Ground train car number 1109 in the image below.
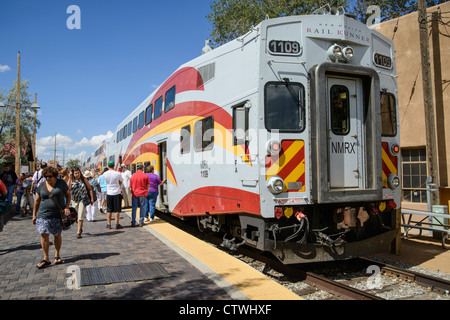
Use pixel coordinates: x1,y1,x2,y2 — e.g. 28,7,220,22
269,40,301,55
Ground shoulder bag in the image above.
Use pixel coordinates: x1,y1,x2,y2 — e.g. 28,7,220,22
42,182,77,231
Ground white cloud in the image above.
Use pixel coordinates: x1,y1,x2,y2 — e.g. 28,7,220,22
36,131,114,163
0,65,11,73
37,133,73,149
73,131,114,149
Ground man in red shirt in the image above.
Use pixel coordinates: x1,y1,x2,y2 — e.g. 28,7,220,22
130,163,150,227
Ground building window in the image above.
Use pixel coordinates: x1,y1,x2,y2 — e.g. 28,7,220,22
402,148,427,203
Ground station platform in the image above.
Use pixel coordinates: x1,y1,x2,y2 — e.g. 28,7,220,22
0,208,301,301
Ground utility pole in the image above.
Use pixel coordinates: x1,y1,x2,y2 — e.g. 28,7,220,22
15,52,21,177
417,0,439,205
431,11,447,187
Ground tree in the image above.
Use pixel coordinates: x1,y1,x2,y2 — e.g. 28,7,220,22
66,159,81,168
206,0,447,46
207,0,347,47
0,80,41,167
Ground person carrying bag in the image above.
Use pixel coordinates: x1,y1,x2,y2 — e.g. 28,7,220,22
32,166,72,269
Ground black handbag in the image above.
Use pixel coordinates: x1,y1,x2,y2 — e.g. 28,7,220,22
0,200,11,216
42,182,77,230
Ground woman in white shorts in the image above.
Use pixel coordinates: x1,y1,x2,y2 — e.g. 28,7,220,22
68,167,94,239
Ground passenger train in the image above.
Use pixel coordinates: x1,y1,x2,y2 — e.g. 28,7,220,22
85,8,401,263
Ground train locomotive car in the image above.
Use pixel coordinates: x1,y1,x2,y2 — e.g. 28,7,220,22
86,8,401,264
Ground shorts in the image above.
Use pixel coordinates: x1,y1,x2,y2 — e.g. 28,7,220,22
36,218,63,236
21,194,34,209
107,194,122,213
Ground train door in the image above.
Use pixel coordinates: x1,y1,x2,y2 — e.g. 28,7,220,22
327,77,364,189
158,140,168,208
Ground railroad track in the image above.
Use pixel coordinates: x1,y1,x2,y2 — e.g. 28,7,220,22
155,211,450,300
360,257,450,295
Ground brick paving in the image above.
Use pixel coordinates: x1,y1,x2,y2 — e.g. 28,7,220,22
0,210,232,300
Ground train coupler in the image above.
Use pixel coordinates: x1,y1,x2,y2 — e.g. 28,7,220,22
220,234,245,251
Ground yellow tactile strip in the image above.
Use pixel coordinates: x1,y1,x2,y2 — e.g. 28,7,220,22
145,219,302,300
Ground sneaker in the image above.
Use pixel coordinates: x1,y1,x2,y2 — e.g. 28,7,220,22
131,222,136,227
139,222,145,227
115,224,123,230
106,224,112,229
144,218,150,223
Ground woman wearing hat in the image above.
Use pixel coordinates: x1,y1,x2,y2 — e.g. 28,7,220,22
68,167,94,238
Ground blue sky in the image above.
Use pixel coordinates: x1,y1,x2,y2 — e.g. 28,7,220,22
0,0,213,164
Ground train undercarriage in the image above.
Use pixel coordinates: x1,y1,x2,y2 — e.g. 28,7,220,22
196,203,400,264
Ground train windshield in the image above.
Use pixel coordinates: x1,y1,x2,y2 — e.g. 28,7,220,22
264,82,305,132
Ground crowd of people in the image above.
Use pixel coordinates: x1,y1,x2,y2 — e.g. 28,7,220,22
0,161,166,269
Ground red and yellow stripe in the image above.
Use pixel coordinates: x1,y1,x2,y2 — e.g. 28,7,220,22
382,142,398,188
266,140,305,192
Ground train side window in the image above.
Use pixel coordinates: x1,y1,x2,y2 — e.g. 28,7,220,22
165,85,176,113
330,85,350,135
233,102,249,145
381,91,397,137
144,161,150,173
138,111,145,129
180,124,191,154
117,131,120,143
128,121,132,136
145,104,153,125
123,125,127,139
133,117,138,133
154,96,163,119
265,82,305,132
194,116,214,152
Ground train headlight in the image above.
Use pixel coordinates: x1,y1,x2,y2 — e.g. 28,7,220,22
343,47,354,61
266,139,281,156
387,174,400,190
328,44,343,61
267,175,286,194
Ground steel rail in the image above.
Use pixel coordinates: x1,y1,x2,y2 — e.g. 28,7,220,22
360,258,450,294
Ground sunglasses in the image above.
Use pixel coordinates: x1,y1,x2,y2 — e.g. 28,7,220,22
44,175,54,179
